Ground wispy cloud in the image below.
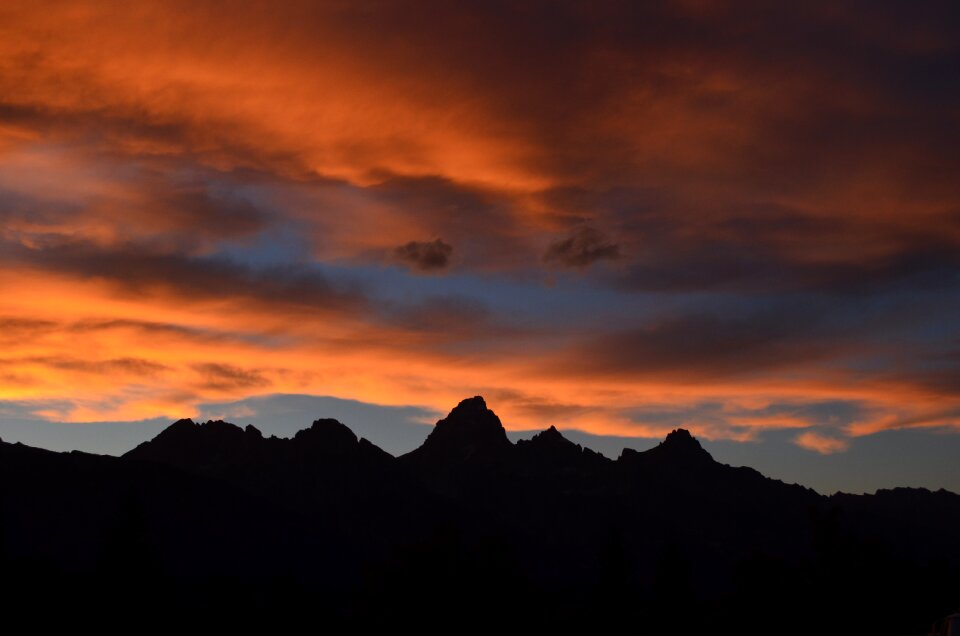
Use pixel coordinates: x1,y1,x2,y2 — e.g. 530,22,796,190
794,431,851,455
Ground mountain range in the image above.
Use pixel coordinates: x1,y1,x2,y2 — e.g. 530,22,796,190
1,396,957,633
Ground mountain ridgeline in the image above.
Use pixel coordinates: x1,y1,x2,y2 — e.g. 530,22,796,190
1,396,958,633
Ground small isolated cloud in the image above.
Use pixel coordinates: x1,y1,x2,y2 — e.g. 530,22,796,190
543,227,620,269
793,430,850,454
392,238,453,272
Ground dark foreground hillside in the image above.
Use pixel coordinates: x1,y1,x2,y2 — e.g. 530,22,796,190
1,397,958,633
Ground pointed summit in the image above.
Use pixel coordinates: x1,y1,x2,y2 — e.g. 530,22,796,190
660,428,705,453
516,425,611,473
618,428,714,467
521,425,578,451
517,424,586,466
533,426,573,444
448,395,492,418
402,396,511,464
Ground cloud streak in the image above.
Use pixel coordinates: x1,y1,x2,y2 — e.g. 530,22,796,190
543,227,621,269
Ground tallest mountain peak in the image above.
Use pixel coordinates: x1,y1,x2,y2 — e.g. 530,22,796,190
450,395,488,414
402,395,511,464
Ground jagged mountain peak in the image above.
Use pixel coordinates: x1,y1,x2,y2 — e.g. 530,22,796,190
660,428,704,452
644,427,709,458
618,428,714,466
160,418,266,439
292,418,359,453
514,424,608,471
525,425,577,448
154,418,246,442
125,414,372,467
448,395,490,416
403,395,511,463
124,417,248,466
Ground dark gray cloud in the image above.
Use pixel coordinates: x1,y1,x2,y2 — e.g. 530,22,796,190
140,175,269,240
5,238,367,315
614,238,960,295
558,308,849,381
543,226,621,269
374,294,528,351
392,238,453,272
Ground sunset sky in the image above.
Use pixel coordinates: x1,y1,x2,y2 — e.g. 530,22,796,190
1,1,958,493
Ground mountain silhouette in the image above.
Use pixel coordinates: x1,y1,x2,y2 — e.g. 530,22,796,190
402,395,512,464
2,396,958,633
516,425,607,473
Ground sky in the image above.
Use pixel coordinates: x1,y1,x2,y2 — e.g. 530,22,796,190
0,1,958,494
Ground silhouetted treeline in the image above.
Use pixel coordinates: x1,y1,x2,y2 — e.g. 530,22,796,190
1,397,957,633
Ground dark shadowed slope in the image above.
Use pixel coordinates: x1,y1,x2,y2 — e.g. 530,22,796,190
2,396,958,633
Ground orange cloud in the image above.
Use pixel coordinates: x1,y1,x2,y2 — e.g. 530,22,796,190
793,431,850,455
